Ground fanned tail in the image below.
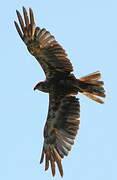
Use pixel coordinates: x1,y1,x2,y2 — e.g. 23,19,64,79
78,71,106,104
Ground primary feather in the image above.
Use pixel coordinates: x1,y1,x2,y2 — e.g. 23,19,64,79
14,7,73,79
40,95,80,176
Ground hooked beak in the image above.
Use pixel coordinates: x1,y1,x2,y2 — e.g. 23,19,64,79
33,86,37,91
33,82,39,91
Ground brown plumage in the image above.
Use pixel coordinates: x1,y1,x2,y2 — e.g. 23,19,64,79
14,7,106,177
40,94,80,176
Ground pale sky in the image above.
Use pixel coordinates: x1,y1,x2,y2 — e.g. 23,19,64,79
0,0,116,180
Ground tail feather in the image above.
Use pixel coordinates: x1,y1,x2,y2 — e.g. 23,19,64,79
79,71,101,81
78,71,106,104
82,92,104,104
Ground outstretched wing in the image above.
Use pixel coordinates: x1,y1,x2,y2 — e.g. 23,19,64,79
14,7,73,79
40,94,80,177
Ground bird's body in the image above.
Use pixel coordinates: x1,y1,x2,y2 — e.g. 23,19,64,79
34,73,79,95
14,7,106,177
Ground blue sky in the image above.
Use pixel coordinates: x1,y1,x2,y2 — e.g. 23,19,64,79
0,0,116,179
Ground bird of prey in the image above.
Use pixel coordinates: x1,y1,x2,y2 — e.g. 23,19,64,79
14,7,106,177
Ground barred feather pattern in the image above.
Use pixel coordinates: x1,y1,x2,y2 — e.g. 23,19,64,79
40,95,80,177
14,7,73,79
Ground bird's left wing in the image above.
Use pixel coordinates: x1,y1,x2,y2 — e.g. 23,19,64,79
14,7,73,79
40,94,80,177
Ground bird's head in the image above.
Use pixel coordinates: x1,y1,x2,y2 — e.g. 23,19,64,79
34,81,49,93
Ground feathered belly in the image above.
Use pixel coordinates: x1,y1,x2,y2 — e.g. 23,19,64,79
50,79,78,95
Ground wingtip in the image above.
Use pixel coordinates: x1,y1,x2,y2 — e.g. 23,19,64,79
29,7,35,24
16,9,20,15
22,6,25,10
29,7,33,17
16,10,18,17
29,7,33,13
40,148,45,164
22,6,26,14
14,20,18,26
22,6,28,14
14,20,16,25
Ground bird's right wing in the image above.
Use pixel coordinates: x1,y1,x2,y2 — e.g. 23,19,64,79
14,7,73,79
40,94,80,177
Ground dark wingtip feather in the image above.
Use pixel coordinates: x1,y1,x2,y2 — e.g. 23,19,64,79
56,160,63,177
45,154,49,171
52,148,63,177
40,148,44,164
16,10,25,33
22,6,29,28
14,21,23,40
29,7,35,25
50,157,55,176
